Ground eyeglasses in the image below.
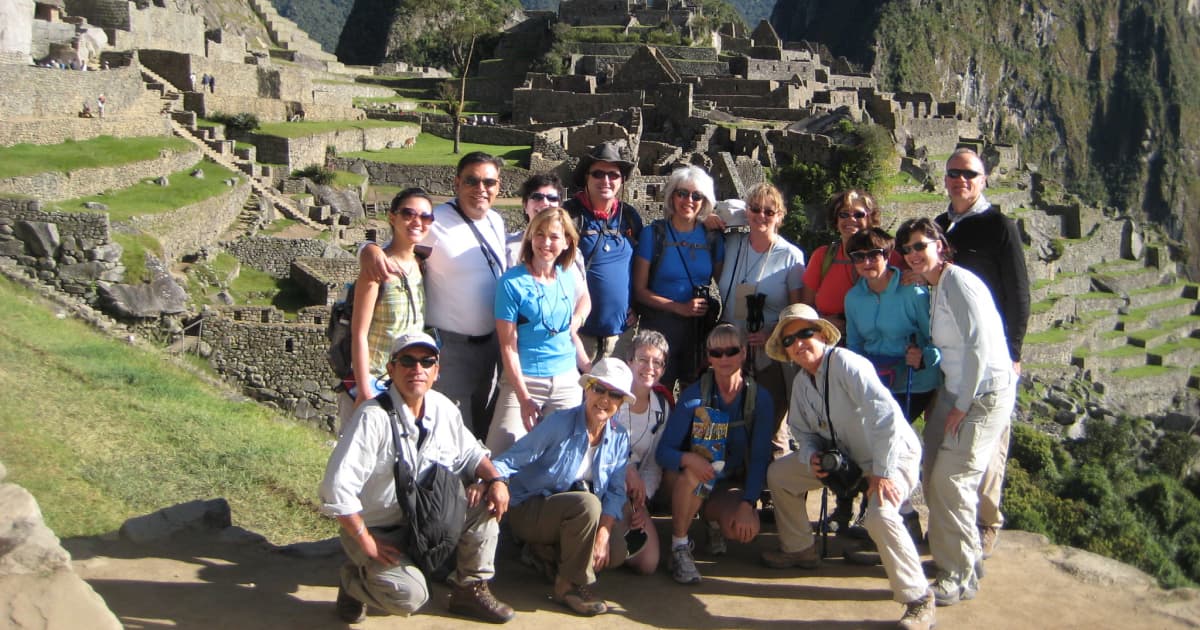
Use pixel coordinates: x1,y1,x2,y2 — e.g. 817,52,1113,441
463,175,499,188
528,192,560,203
945,168,981,180
899,240,936,255
781,327,818,348
748,205,779,217
391,355,439,369
849,248,887,263
589,381,626,401
389,206,435,224
590,170,622,181
707,346,742,358
673,189,705,202
632,355,665,370
837,210,869,220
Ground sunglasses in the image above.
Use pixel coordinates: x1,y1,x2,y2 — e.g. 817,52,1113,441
748,205,779,217
781,327,819,348
945,168,981,180
392,355,438,369
389,206,435,224
899,240,936,255
463,175,499,188
590,381,626,401
707,346,742,359
528,192,560,203
590,170,622,181
837,210,869,220
849,248,888,263
673,189,705,202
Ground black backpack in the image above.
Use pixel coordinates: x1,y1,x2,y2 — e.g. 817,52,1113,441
378,392,466,580
325,283,358,383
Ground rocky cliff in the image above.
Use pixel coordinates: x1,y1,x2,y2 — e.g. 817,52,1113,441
772,0,1200,278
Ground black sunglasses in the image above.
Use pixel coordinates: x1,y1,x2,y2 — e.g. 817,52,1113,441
590,381,626,401
781,327,819,348
528,192,560,203
673,189,705,202
945,168,981,180
463,175,499,188
389,207,435,224
392,355,438,369
748,205,779,217
837,210,868,220
707,346,742,358
849,248,887,263
590,170,622,180
899,240,936,255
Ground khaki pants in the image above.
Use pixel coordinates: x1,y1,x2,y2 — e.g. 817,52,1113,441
485,370,582,455
506,491,628,587
977,422,1010,529
768,448,928,603
580,327,638,363
337,502,499,616
923,384,1016,585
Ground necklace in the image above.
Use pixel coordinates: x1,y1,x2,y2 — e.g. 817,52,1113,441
536,270,570,336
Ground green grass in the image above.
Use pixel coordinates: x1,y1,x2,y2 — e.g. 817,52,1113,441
0,276,335,543
343,132,530,167
1148,337,1200,356
1122,298,1196,322
1110,365,1179,378
0,136,194,179
254,119,417,139
1096,344,1145,358
1024,328,1074,344
333,170,366,188
1127,315,1200,343
112,230,164,285
1030,294,1063,315
228,266,310,315
261,218,302,235
49,160,239,223
1076,291,1121,301
883,189,944,203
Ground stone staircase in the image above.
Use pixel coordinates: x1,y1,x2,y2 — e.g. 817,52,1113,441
245,0,352,73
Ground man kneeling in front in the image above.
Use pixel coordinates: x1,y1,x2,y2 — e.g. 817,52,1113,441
319,332,515,623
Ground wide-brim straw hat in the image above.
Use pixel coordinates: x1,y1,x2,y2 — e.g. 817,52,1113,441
765,303,841,362
573,141,635,189
578,357,636,405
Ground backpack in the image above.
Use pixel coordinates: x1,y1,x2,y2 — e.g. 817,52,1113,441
325,282,359,384
378,392,466,581
818,239,841,280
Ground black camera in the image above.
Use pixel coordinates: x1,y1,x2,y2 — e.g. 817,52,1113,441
693,283,715,302
693,284,722,321
569,479,594,494
745,292,766,332
818,449,865,497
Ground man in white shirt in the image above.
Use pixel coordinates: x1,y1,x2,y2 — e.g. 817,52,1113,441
319,332,514,623
363,152,507,437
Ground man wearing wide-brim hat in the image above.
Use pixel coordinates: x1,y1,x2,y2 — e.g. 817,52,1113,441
562,141,646,364
761,304,934,630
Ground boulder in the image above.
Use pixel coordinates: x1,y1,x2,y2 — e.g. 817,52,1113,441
82,201,108,211
306,183,364,220
13,221,60,259
96,275,189,318
118,498,233,544
153,176,170,187
191,169,205,179
0,484,69,575
57,261,110,283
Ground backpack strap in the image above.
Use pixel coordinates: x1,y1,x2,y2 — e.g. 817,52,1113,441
819,239,841,280
646,219,668,284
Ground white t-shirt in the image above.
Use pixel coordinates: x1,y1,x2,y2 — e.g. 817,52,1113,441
424,201,507,336
618,393,668,498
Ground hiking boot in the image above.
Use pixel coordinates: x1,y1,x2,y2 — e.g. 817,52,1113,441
669,541,702,584
979,526,1000,559
761,544,821,570
554,584,608,616
898,590,936,630
705,521,727,556
335,585,366,624
932,574,977,607
448,581,514,623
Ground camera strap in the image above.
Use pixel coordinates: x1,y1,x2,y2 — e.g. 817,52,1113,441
448,199,504,279
822,348,841,452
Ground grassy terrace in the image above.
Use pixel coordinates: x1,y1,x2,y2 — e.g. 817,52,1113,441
344,132,530,167
0,276,334,543
47,160,238,223
0,136,194,180
254,119,418,138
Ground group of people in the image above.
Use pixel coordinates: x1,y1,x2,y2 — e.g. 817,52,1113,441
318,143,1029,629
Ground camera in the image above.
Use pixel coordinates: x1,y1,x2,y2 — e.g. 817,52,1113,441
818,449,865,497
745,292,766,332
693,283,715,302
569,479,594,494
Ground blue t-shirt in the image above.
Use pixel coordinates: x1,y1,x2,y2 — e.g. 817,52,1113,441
494,264,577,377
566,198,644,338
636,220,725,302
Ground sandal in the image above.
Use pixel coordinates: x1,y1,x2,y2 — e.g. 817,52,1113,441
553,584,607,616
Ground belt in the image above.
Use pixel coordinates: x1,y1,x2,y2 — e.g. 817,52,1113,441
435,328,495,345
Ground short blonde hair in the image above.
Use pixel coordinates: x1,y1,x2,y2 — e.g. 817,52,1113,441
706,322,745,349
520,207,579,269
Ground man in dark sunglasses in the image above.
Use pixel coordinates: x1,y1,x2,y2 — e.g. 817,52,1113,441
935,147,1030,561
320,332,517,624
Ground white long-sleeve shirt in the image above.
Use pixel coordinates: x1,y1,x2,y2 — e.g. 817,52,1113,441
930,264,1015,412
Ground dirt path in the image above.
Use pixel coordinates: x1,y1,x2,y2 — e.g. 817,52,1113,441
66,521,1199,629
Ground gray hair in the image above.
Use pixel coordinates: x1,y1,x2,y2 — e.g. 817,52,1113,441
627,329,670,361
947,147,986,174
662,165,716,223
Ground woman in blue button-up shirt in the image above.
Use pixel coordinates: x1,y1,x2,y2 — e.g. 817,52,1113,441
492,358,633,617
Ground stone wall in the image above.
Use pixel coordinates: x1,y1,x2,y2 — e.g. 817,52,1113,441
124,178,251,262
422,123,536,147
327,158,533,197
291,256,358,306
31,19,75,60
569,42,718,62
246,124,418,171
0,148,201,201
734,57,818,81
903,117,961,156
225,236,346,278
0,114,172,148
0,197,123,304
512,88,645,124
0,0,33,63
205,29,248,64
64,0,204,55
203,310,335,427
0,63,146,120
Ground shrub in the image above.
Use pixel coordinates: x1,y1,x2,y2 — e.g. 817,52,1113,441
210,112,260,135
292,164,336,186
